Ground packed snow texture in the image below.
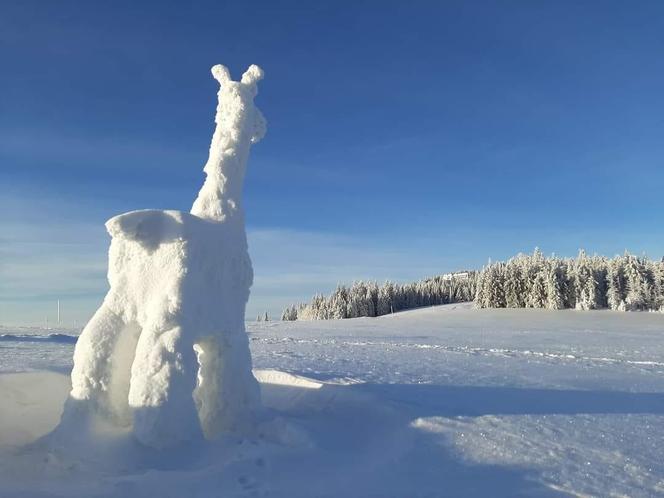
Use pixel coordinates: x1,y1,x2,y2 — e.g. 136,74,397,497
1,305,663,497
61,64,266,448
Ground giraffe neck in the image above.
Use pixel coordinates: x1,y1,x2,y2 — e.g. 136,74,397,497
191,91,253,223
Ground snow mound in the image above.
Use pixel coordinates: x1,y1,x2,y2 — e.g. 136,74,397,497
0,371,70,448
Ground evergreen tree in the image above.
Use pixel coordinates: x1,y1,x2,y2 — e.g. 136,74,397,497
474,263,490,308
281,305,298,321
328,285,349,319
573,250,600,310
527,269,547,308
366,282,380,317
623,254,654,311
607,255,627,311
504,256,527,308
545,259,565,310
652,259,664,311
377,282,394,315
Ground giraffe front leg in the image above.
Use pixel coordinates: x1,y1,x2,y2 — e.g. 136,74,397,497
128,319,202,448
66,303,130,423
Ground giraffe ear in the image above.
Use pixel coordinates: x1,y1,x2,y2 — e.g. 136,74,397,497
251,108,267,144
211,64,231,85
241,64,264,86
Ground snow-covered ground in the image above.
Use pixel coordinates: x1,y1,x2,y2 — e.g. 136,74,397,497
1,303,664,497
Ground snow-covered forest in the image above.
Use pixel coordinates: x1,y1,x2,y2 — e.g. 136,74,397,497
281,273,477,320
285,250,664,320
476,249,664,312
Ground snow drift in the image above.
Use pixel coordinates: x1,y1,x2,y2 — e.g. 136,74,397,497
60,64,266,448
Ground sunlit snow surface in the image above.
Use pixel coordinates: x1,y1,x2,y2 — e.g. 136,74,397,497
0,327,78,374
1,303,664,497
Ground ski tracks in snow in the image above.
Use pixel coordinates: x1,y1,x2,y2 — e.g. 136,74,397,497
252,335,664,374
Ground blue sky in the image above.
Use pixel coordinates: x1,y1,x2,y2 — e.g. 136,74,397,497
1,1,663,326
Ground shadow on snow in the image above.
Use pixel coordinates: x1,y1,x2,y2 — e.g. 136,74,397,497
260,378,663,497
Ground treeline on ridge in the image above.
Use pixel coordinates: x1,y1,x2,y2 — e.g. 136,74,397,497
281,273,476,321
282,249,664,321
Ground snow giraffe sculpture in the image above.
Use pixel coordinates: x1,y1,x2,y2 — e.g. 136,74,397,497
61,64,265,448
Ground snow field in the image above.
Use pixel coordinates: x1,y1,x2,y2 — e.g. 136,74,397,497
1,304,663,497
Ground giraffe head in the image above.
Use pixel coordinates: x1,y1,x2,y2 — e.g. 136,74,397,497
210,64,266,144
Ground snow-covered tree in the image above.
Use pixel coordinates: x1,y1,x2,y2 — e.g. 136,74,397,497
327,285,349,319
545,259,565,310
377,282,395,315
281,305,298,321
504,255,527,308
623,254,654,311
606,255,627,311
527,269,547,309
366,282,380,317
651,259,664,311
572,250,600,310
474,263,491,308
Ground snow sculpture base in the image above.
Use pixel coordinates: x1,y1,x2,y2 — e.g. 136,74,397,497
61,64,265,449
